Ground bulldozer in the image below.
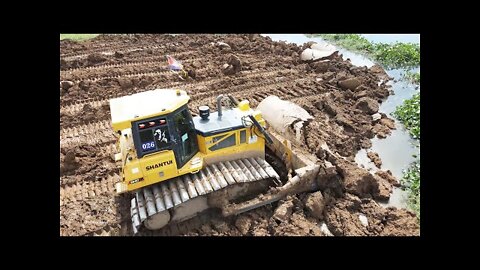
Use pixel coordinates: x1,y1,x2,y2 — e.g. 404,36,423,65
110,89,332,234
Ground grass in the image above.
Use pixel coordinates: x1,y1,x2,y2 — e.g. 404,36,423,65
60,34,99,41
307,34,420,69
311,34,374,53
392,93,420,139
393,93,420,220
403,70,420,84
401,161,420,220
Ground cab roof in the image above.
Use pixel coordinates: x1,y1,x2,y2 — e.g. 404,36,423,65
110,89,189,131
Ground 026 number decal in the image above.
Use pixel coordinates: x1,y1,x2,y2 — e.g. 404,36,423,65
142,141,155,151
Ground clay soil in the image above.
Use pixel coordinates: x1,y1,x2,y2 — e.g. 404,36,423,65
60,34,419,236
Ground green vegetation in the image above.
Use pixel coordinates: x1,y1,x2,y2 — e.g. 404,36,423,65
60,34,99,41
307,34,420,69
393,93,420,139
393,93,420,220
403,70,420,84
401,161,420,219
312,34,373,53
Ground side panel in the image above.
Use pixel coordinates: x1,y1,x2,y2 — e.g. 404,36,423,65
199,127,265,165
140,151,178,184
124,150,178,191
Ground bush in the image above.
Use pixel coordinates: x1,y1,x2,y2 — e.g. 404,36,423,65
401,161,420,220
404,70,420,84
393,93,420,139
310,34,420,69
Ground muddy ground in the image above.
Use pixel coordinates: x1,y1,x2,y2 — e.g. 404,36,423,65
60,34,419,236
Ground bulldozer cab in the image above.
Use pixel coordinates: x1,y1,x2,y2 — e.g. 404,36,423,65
131,105,199,169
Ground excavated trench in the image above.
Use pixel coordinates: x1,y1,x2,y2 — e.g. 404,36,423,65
59,34,419,236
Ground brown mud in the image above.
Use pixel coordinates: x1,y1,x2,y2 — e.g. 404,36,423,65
60,34,419,236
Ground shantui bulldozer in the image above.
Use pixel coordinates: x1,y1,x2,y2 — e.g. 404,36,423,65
110,89,336,234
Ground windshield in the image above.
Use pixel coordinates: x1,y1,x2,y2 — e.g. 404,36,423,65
173,108,199,168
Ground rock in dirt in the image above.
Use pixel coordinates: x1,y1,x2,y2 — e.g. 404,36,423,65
192,60,202,69
61,150,80,174
380,208,420,236
373,175,392,201
315,97,338,116
369,64,390,80
87,53,107,64
380,117,396,129
355,97,379,114
235,216,252,235
60,80,74,90
324,194,419,236
331,157,392,200
216,42,231,49
228,55,241,70
272,198,294,223
300,44,337,61
311,60,330,73
114,51,124,58
304,191,325,220
358,214,369,227
375,170,400,187
320,222,334,236
222,55,242,75
372,123,390,138
367,151,382,168
372,113,382,122
338,77,361,90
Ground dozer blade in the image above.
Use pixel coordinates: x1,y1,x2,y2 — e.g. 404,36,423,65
129,157,280,234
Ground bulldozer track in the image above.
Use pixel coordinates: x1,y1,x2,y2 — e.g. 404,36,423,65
138,213,213,236
60,173,120,206
130,157,280,234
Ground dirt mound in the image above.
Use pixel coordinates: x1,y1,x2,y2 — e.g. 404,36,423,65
304,191,325,219
324,194,419,236
330,156,392,201
60,150,80,174
222,54,242,75
182,195,326,236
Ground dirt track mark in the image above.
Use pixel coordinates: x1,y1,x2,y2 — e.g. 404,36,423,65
60,132,116,149
61,45,166,61
60,68,291,108
60,120,111,140
60,173,119,206
60,99,107,115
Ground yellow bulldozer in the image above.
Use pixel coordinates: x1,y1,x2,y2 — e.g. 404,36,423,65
110,89,329,234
